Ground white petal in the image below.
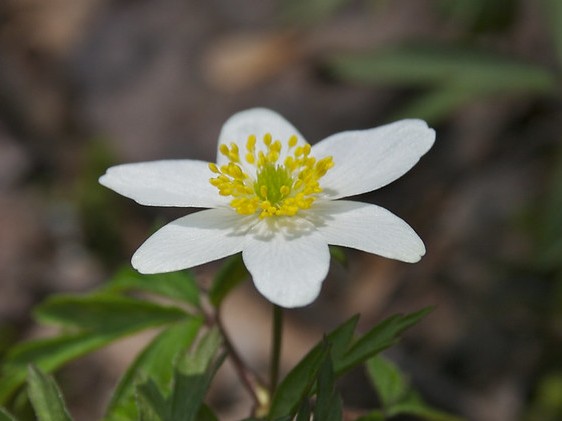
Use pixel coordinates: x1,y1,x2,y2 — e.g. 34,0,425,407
312,119,435,199
311,200,425,263
132,208,248,273
217,108,308,167
99,160,229,208
242,219,330,308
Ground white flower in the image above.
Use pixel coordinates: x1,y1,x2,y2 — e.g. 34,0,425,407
99,108,435,308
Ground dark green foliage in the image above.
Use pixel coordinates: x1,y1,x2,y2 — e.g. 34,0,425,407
329,45,557,123
365,356,460,421
269,309,432,420
101,267,200,308
135,329,224,421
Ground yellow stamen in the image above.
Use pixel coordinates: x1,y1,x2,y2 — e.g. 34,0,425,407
208,133,334,218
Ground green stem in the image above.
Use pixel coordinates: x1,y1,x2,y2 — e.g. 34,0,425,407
215,311,266,409
270,304,283,396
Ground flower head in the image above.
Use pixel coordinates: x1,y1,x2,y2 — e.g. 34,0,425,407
99,108,435,308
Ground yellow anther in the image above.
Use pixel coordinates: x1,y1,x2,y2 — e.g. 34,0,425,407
263,133,272,146
247,135,256,151
271,141,282,153
209,133,333,219
288,135,297,148
219,144,230,157
208,163,220,173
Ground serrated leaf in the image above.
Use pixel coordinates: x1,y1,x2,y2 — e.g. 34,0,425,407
35,294,189,331
268,343,330,419
367,356,461,421
314,354,342,421
366,355,409,408
136,328,225,421
0,300,191,404
168,328,224,421
0,333,114,404
0,406,17,421
209,254,249,307
101,266,200,307
268,314,358,419
335,308,432,375
106,318,203,421
27,365,73,421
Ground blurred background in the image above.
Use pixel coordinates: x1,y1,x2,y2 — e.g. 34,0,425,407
1,0,561,419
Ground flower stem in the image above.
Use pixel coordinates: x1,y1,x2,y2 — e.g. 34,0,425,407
270,304,283,396
215,311,267,410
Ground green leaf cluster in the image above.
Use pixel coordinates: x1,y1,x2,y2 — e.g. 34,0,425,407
267,308,445,420
0,266,214,420
329,44,557,123
0,256,456,420
359,356,460,421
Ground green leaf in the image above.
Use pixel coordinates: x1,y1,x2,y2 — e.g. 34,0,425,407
314,354,342,421
335,307,432,375
136,328,225,421
136,378,169,421
34,294,189,331
268,314,358,419
436,0,518,34
366,355,409,409
0,407,17,421
387,402,461,421
209,254,249,307
391,86,481,123
0,298,191,404
366,356,461,421
168,328,224,421
237,310,428,420
101,266,200,307
177,327,222,375
324,314,360,362
268,343,330,419
197,404,219,421
106,318,203,421
27,365,73,421
0,334,112,404
329,246,348,267
355,412,385,421
295,400,311,421
329,45,556,94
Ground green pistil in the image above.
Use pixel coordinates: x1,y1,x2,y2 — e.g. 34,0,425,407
254,163,293,205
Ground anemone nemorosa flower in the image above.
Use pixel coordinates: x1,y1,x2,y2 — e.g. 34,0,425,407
99,108,435,308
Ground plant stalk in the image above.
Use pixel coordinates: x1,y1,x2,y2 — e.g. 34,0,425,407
270,304,283,396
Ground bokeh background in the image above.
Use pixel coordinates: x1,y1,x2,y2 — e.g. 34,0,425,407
1,0,562,420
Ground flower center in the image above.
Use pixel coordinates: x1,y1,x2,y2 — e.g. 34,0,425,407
209,133,334,218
